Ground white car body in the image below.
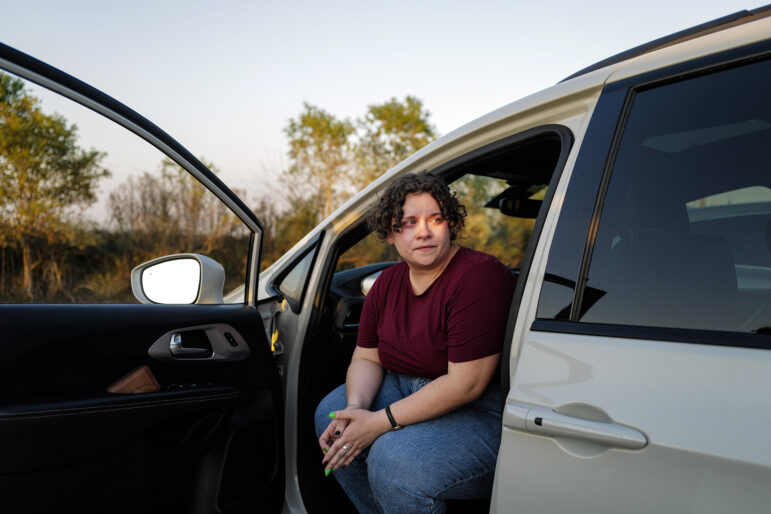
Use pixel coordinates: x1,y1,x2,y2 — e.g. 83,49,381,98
268,9,771,513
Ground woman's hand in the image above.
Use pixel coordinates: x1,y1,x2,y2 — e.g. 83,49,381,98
321,408,391,473
318,417,350,453
319,346,385,474
318,402,365,458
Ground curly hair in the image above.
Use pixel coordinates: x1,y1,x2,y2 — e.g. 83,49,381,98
368,172,467,241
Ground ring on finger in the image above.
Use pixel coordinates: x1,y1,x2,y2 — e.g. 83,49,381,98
341,444,349,455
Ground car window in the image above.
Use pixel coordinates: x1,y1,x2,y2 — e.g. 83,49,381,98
0,70,250,303
452,174,540,268
334,174,542,276
335,127,567,281
578,56,771,333
534,90,627,321
275,243,319,313
688,186,771,292
336,232,399,272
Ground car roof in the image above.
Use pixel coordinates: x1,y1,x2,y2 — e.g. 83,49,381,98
561,4,771,82
425,7,771,160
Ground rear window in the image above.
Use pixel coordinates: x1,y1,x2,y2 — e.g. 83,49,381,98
578,57,771,334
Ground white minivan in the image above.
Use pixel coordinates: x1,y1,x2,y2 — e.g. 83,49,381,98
1,5,769,513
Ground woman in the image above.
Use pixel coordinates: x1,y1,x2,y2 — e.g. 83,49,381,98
315,172,516,513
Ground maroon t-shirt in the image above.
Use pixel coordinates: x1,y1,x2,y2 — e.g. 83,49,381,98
357,247,516,378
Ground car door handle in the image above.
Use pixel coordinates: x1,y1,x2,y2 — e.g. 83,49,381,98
503,401,647,450
149,325,249,362
169,333,210,357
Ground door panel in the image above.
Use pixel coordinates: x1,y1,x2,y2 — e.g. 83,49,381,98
495,330,771,513
0,304,283,513
495,44,771,513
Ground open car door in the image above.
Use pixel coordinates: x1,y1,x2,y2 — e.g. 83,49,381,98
0,43,284,513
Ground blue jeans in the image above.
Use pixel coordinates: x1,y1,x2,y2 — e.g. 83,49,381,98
314,371,502,513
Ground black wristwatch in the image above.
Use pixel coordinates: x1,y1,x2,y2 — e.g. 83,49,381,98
385,405,403,431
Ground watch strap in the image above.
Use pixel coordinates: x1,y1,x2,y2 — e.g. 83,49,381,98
385,405,403,430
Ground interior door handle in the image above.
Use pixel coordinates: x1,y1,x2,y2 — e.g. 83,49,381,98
503,401,647,450
149,324,249,362
169,333,210,357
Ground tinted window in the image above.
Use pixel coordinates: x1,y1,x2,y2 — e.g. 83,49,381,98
535,90,627,320
579,57,771,333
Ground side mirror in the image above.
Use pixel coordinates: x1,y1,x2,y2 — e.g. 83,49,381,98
131,253,225,304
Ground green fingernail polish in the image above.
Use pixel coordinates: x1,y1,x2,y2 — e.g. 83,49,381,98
328,412,335,418
325,469,331,477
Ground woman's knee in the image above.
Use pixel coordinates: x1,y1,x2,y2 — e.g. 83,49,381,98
367,438,442,511
367,434,423,491
366,425,498,502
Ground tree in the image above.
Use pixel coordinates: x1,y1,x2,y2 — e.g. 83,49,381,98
266,97,436,271
285,103,355,220
253,190,319,269
355,95,436,188
0,72,110,299
110,158,243,253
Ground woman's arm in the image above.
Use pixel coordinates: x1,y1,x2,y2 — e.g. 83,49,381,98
344,346,385,409
387,352,499,426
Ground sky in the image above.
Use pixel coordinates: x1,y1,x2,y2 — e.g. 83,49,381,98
0,0,764,214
